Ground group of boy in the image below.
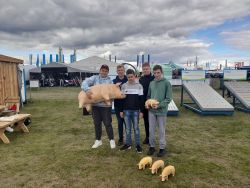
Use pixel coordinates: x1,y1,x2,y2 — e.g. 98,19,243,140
81,63,172,157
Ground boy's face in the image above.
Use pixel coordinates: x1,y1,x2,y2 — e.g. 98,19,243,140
127,73,136,83
117,67,125,77
142,66,151,76
153,69,162,80
100,68,109,78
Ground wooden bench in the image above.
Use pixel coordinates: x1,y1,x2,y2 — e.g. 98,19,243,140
0,121,13,144
0,114,31,144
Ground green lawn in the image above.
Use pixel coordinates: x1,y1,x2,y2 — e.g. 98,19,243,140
0,87,250,188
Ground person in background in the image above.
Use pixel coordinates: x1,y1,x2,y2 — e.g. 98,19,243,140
147,65,172,157
139,63,154,144
113,64,128,146
120,69,144,153
81,64,116,149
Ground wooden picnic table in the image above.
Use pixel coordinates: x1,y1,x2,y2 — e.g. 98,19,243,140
0,114,31,144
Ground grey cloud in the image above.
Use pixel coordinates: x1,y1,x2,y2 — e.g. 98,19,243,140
83,35,212,63
1,0,250,63
221,29,250,51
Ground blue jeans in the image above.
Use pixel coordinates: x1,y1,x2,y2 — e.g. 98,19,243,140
124,110,140,146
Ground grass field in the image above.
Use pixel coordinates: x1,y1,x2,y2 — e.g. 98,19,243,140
0,87,250,188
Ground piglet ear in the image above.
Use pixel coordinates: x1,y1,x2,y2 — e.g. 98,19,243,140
115,82,122,87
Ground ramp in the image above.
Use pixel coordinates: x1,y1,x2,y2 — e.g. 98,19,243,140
167,100,179,116
181,82,234,115
223,82,250,113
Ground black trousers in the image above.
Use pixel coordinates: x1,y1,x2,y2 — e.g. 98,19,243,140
92,106,114,140
114,107,126,141
142,108,149,138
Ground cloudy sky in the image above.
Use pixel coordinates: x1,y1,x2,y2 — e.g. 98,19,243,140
1,0,250,67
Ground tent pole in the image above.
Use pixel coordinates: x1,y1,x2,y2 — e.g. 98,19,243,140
80,72,82,83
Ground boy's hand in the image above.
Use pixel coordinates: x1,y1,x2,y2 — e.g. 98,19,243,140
120,112,124,118
139,112,143,118
86,91,93,99
152,104,158,109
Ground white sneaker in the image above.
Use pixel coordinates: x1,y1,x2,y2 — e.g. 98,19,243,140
92,140,102,148
5,126,14,132
110,139,116,149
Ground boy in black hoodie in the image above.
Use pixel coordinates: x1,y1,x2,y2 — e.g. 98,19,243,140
113,64,128,146
139,63,154,144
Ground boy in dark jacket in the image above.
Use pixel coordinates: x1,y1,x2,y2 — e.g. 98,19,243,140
139,63,154,144
113,64,128,146
120,69,144,153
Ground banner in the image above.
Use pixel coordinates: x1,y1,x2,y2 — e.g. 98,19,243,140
181,70,205,80
223,70,247,80
30,80,40,88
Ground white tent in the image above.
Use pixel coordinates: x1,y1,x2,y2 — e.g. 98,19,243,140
68,56,118,76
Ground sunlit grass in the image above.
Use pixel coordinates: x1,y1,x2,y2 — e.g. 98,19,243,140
0,87,249,188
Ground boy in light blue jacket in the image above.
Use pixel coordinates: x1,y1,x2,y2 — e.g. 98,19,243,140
81,64,116,149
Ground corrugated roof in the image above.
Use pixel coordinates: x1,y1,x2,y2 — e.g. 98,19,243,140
0,54,23,64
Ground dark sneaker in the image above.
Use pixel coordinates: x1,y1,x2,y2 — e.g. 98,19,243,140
147,147,155,155
136,145,143,153
157,149,166,157
142,137,149,145
118,139,123,146
120,144,131,151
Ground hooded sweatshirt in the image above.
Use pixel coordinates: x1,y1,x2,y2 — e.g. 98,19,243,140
147,77,172,115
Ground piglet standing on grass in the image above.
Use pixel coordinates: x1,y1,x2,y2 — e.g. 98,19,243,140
137,156,153,170
150,160,164,174
160,165,175,182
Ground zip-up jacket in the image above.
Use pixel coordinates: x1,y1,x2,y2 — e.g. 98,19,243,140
121,81,144,112
113,75,128,109
139,73,154,102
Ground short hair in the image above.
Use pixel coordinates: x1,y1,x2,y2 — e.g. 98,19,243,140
116,64,125,69
100,64,109,71
142,62,150,68
126,69,135,75
153,65,163,73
